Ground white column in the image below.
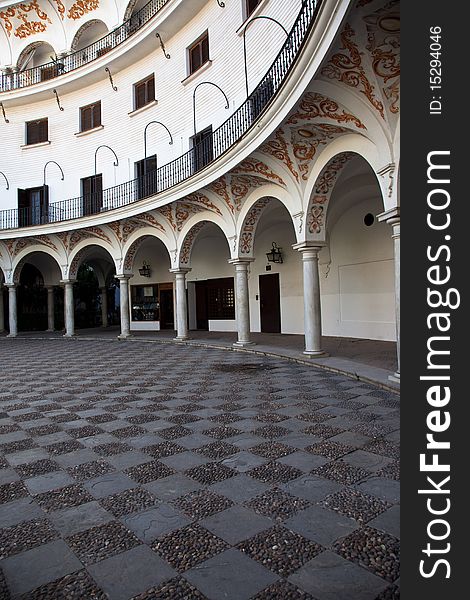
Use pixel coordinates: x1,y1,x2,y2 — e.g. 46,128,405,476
46,286,55,332
117,276,132,339
100,287,108,328
6,284,17,337
62,280,75,337
378,208,400,380
0,285,4,333
169,268,191,341
229,259,255,347
294,244,326,356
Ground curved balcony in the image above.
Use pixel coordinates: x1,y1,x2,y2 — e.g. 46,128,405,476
0,0,322,232
0,0,170,93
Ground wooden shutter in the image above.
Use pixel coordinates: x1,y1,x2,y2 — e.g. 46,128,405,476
80,106,92,132
27,119,48,145
93,102,101,127
18,188,29,227
135,81,146,109
40,185,49,223
201,34,209,64
146,77,155,103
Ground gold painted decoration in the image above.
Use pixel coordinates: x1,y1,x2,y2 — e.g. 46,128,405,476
180,222,207,265
67,0,100,20
321,23,385,119
364,2,400,114
184,193,222,216
291,124,349,181
157,206,176,232
260,130,299,183
175,203,204,232
287,93,366,129
0,1,52,39
231,157,285,186
208,177,235,214
51,0,65,19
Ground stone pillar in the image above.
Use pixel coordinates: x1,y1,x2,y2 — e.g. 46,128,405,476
169,268,191,341
117,276,132,339
46,286,55,332
100,287,108,328
229,259,254,347
378,208,400,381
6,284,18,338
62,280,75,337
0,285,4,333
294,244,326,356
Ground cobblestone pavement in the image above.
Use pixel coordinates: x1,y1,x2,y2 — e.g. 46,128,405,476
0,339,400,600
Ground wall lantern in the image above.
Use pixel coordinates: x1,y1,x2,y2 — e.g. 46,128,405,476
266,242,283,264
139,261,151,277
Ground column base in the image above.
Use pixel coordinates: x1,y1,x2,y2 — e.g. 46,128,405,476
6,333,17,338
233,341,256,347
63,333,75,338
46,329,55,333
118,333,132,340
174,336,191,342
303,350,329,358
389,371,400,383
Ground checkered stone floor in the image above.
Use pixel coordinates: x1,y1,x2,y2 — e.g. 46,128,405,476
0,339,400,599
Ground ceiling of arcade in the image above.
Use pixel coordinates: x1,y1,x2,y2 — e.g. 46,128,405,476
0,0,125,65
0,0,399,280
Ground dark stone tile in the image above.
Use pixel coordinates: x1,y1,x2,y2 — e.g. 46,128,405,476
49,500,114,536
144,474,203,502
0,497,46,528
281,474,344,503
16,569,107,599
1,540,83,596
122,503,190,543
356,477,400,504
25,471,75,495
185,548,277,600
286,504,359,546
88,544,176,600
84,472,135,499
201,505,273,545
289,550,387,600
368,505,400,539
210,474,269,504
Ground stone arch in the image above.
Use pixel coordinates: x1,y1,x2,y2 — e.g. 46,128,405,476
177,214,234,268
236,184,301,254
16,40,58,71
122,229,175,275
12,249,62,285
68,241,119,280
70,19,109,52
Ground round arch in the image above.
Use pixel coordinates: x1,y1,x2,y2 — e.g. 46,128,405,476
177,213,235,267
12,246,63,285
122,228,175,275
68,241,119,281
16,40,58,71
70,19,109,52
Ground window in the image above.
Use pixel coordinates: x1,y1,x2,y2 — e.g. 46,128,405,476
189,32,209,75
207,278,235,320
191,126,213,172
246,0,262,17
80,101,101,132
26,118,48,145
131,285,159,322
135,155,158,199
134,75,155,110
81,174,103,216
18,186,49,227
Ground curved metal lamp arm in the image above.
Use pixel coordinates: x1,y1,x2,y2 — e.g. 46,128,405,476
243,16,288,98
193,81,230,137
155,33,171,59
144,121,174,160
0,171,9,190
43,160,65,186
216,0,225,6
94,144,119,176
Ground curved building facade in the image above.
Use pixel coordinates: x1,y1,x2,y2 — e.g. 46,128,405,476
0,0,400,376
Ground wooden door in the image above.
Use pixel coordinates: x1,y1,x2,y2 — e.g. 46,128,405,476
159,284,174,330
195,281,208,330
259,273,281,333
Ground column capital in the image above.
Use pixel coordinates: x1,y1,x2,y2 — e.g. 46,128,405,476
228,258,255,266
5,283,17,289
115,274,133,281
169,268,192,275
377,206,400,224
292,242,326,253
60,279,75,285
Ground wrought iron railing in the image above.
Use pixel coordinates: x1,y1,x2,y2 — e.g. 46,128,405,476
0,0,320,231
0,0,169,92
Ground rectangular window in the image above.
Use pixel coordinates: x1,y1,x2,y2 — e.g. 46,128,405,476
80,101,101,132
131,285,159,322
191,126,213,172
134,75,155,110
135,155,158,199
26,118,48,145
81,174,103,216
207,278,235,320
17,186,49,227
189,32,209,75
246,0,262,17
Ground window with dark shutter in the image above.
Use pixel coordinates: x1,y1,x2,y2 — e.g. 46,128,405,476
134,75,155,110
189,32,209,75
246,0,262,17
192,126,214,172
26,118,48,145
81,174,103,216
80,101,101,132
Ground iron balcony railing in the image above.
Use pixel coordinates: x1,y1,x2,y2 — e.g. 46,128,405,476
0,0,321,231
0,0,170,92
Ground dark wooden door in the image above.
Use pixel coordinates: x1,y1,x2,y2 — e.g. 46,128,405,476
159,286,174,330
259,273,281,333
195,281,208,330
